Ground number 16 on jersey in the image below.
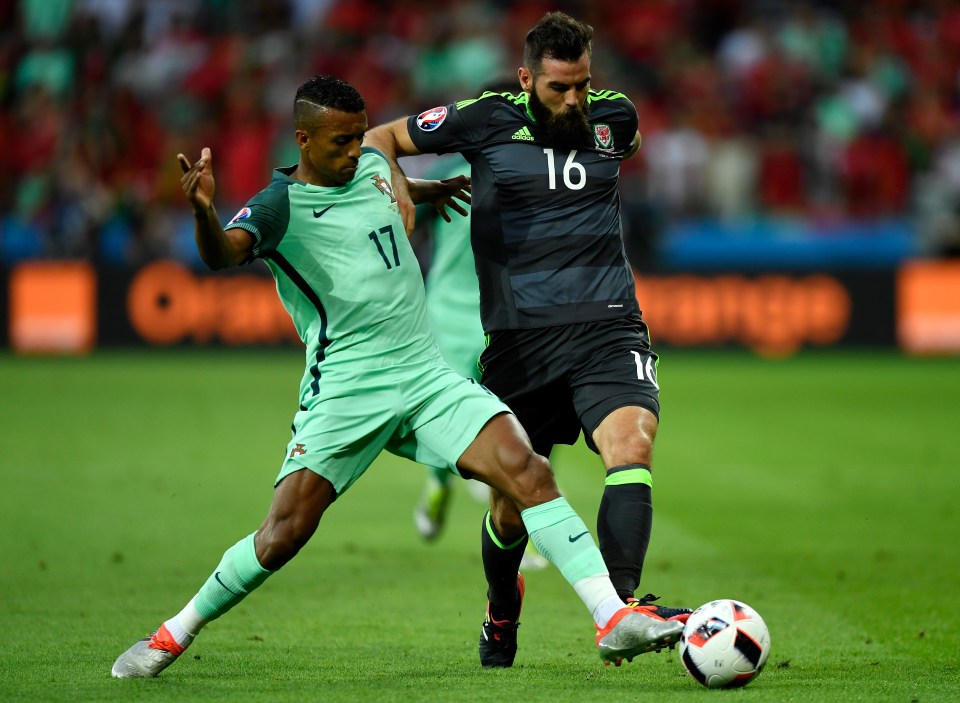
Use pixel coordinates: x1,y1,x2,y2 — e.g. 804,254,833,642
543,148,586,191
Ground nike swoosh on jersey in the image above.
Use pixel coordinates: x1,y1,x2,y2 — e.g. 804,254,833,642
568,531,590,543
313,204,335,218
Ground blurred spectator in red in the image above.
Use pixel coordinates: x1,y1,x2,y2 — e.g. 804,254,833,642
758,122,807,214
839,117,910,217
3,0,960,266
215,77,277,210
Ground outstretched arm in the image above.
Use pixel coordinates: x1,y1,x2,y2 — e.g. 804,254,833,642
407,175,471,222
365,118,424,234
177,147,253,270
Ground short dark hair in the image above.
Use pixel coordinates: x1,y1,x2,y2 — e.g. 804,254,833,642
523,12,593,74
293,75,365,130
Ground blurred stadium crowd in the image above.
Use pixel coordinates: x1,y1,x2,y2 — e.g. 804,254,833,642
2,0,960,266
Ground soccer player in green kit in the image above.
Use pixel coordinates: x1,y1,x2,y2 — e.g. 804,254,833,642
412,149,550,575
412,153,489,540
110,75,682,679
412,148,548,572
365,12,690,669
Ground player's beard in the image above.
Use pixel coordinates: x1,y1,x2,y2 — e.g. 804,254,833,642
528,86,593,151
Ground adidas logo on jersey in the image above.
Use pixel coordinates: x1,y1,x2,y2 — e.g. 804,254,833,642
512,126,534,141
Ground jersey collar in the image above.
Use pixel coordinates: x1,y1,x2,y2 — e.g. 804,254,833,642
273,164,299,183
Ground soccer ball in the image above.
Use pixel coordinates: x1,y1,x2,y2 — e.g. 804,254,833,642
678,599,771,689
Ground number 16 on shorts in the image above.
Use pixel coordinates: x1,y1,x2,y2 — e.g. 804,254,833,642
631,350,659,390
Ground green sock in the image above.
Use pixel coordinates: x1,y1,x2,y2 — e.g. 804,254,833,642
521,498,622,624
520,497,610,584
193,533,273,621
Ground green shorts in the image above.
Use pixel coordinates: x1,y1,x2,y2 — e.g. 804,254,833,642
434,328,484,382
276,362,510,496
428,304,484,381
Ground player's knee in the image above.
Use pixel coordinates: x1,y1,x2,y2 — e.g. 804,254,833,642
614,433,655,462
598,427,655,467
525,451,554,490
594,406,658,465
494,433,536,475
502,450,558,509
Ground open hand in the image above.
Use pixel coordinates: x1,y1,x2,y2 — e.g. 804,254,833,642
177,147,216,213
414,174,472,223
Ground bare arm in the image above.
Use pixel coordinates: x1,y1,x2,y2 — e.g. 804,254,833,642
177,147,253,270
365,118,424,234
365,117,423,160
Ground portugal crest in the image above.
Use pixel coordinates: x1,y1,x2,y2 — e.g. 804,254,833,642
289,443,307,458
370,173,396,202
594,123,613,150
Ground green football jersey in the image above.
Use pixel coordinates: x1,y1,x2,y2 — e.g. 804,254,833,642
225,147,442,405
420,154,484,380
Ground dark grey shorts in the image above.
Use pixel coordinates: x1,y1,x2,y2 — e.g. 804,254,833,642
479,314,659,456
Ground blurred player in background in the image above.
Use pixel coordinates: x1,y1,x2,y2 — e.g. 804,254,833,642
412,152,490,540
110,74,683,679
366,12,690,668
412,84,549,572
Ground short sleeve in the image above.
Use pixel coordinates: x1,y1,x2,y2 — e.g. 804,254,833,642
615,97,639,151
407,101,487,156
223,180,291,258
589,91,639,158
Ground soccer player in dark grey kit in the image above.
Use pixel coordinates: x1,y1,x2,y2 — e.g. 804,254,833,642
365,12,690,668
111,74,682,679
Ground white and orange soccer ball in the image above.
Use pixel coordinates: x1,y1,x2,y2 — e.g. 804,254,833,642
678,599,771,689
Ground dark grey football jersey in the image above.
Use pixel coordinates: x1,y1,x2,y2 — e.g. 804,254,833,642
408,90,641,331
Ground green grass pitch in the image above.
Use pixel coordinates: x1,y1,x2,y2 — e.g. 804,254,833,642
0,349,957,702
